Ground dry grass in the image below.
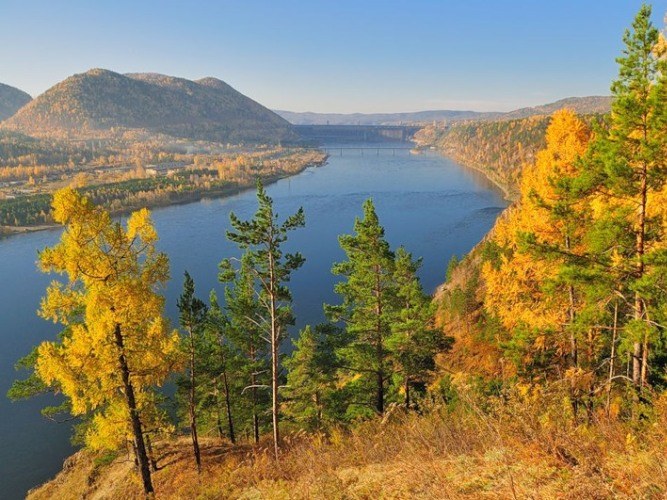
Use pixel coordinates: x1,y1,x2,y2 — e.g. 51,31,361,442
28,390,667,500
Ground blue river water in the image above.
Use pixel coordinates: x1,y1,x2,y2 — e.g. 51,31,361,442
0,144,507,498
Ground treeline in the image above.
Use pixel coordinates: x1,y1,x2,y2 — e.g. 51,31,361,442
442,6,667,421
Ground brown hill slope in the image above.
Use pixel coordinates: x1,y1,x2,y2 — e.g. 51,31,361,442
0,83,32,121
2,69,294,143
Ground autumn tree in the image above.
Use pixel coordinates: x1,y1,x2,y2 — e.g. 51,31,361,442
482,110,592,388
33,188,180,495
219,180,305,459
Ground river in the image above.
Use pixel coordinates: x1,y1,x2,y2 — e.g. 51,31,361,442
0,143,507,498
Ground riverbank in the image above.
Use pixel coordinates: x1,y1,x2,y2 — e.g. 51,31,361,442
0,152,328,237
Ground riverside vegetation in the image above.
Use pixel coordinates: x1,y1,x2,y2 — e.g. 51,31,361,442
9,5,667,499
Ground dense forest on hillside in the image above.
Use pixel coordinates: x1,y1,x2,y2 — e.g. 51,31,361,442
8,6,667,499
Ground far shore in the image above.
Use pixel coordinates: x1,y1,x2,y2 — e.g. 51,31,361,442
0,157,328,239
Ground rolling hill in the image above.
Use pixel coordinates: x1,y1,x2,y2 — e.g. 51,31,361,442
0,83,32,122
2,69,294,144
276,96,612,125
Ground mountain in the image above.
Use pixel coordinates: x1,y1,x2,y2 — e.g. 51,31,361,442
274,109,491,125
498,96,612,120
2,69,294,143
276,96,612,126
0,83,32,121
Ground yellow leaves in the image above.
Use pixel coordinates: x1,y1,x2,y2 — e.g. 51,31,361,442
126,208,157,244
34,188,176,450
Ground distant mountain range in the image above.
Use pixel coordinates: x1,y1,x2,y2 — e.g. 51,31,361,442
275,96,612,125
1,69,293,144
274,109,490,126
0,83,32,122
0,70,613,144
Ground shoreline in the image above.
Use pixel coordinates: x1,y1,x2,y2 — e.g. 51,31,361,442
0,157,328,239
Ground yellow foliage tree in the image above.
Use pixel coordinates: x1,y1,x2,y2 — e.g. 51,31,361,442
482,110,591,375
35,187,180,495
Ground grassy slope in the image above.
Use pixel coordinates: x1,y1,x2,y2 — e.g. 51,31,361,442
29,397,667,499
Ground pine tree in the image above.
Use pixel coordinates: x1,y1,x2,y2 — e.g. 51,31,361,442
220,254,268,444
284,324,345,429
389,247,449,407
177,271,208,472
34,188,180,495
203,290,238,444
326,199,397,416
219,180,305,459
587,4,667,390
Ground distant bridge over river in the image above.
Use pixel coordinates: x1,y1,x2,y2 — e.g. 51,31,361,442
293,124,422,143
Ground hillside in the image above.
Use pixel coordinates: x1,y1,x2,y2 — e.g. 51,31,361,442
276,96,611,126
499,96,612,120
2,69,294,143
415,116,551,198
275,109,491,125
28,400,667,499
0,83,32,121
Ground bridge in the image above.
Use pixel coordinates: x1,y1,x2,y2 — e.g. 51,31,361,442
293,124,422,143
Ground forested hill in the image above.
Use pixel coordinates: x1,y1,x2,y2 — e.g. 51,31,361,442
414,116,552,199
1,69,294,144
414,108,609,199
0,83,32,122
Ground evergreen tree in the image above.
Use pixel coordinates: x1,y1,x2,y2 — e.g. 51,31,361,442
587,4,667,390
389,247,450,407
219,180,305,459
177,271,208,472
326,199,397,416
202,290,238,444
284,323,345,429
220,254,269,444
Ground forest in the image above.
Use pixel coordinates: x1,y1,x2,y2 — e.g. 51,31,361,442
9,5,667,499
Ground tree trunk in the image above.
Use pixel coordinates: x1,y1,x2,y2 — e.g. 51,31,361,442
114,324,154,495
633,162,648,389
188,329,201,473
269,251,280,460
606,302,619,418
404,378,411,408
222,370,235,444
375,264,384,415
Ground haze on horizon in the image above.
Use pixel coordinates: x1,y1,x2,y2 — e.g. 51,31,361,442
1,0,666,114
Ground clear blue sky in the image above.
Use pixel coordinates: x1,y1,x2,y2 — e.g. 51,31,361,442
1,1,666,113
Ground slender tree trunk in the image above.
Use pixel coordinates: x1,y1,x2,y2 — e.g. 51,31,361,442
404,378,411,408
222,370,236,444
315,390,322,428
249,344,260,444
214,386,225,440
606,302,619,418
375,264,384,415
268,251,280,460
633,162,648,389
114,324,153,495
188,329,202,473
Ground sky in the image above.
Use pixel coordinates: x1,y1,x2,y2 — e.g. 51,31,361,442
1,1,666,113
